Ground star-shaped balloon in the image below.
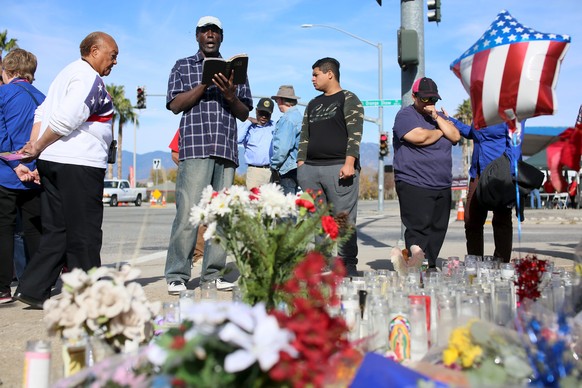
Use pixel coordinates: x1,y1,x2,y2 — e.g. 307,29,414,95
450,10,571,130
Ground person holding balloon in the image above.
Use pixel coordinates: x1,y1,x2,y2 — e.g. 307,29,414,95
445,114,521,263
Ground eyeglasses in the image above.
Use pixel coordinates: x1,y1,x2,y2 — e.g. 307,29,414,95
257,111,271,117
419,96,439,104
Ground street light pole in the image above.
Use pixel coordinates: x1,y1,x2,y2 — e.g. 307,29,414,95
301,24,385,212
133,114,137,188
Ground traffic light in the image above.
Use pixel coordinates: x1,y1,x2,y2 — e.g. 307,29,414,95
136,86,146,109
379,133,389,157
427,0,441,23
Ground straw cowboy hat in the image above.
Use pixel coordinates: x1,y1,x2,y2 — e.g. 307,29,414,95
271,85,300,101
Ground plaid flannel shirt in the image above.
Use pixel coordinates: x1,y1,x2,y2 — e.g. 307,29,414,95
167,51,253,165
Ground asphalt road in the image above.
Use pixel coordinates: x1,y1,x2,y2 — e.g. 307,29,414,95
101,200,582,268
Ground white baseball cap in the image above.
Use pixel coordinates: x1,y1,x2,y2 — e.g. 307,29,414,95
196,16,222,29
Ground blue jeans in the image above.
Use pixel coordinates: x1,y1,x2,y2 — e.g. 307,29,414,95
530,189,541,209
165,158,235,284
279,168,299,196
297,163,359,265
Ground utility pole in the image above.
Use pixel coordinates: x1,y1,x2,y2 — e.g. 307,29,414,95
397,0,425,245
400,0,424,106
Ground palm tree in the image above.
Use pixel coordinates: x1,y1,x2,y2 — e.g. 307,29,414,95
0,30,19,58
454,99,473,125
453,99,474,178
106,84,139,179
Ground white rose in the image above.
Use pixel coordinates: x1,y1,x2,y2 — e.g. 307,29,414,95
83,281,131,319
61,268,90,293
114,264,141,283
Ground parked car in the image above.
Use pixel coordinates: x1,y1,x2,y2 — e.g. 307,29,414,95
103,179,147,207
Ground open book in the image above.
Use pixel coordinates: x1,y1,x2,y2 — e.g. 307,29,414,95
0,151,29,161
201,54,249,85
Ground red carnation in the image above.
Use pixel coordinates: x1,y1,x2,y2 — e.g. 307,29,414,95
249,187,261,201
296,198,316,212
321,215,339,240
170,335,187,350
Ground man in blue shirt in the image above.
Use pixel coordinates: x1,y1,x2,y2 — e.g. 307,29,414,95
270,85,302,195
165,16,253,294
238,98,274,189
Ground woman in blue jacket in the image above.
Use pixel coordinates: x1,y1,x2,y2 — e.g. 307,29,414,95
0,49,45,303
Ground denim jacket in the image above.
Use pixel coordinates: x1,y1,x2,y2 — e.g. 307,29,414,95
270,106,302,175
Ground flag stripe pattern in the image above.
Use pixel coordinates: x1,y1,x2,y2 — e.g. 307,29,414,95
451,10,570,129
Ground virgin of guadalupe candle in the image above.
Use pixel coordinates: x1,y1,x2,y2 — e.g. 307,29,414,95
389,314,411,361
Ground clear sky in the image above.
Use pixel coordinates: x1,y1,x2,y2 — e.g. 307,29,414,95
3,0,580,153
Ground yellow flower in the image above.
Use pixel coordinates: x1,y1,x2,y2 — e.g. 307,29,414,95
449,326,470,350
460,345,483,368
443,347,459,366
444,320,483,369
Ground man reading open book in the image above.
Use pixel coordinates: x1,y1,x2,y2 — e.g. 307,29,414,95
164,16,253,295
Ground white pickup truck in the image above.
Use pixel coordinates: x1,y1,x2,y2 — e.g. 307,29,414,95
102,179,147,207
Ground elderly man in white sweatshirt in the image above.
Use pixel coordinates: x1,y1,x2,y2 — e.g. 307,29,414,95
14,31,118,309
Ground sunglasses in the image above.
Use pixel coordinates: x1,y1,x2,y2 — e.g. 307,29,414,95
419,96,439,104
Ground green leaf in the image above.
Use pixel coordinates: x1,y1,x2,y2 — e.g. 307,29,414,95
468,359,507,386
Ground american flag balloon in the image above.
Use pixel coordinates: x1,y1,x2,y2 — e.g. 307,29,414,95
450,10,570,130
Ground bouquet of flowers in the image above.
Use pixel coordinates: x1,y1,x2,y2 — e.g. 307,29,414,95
44,265,161,352
389,245,425,276
514,254,548,304
145,252,356,388
147,301,296,387
442,319,532,386
190,184,351,309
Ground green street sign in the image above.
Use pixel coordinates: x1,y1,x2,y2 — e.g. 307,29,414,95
361,99,401,107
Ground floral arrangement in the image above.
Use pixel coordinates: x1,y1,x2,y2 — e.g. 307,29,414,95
190,184,351,309
515,303,582,387
144,251,355,388
44,265,160,352
389,245,425,276
442,319,532,386
514,254,548,304
147,302,296,387
53,351,152,388
269,252,354,387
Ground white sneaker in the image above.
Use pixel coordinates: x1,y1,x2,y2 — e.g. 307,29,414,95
168,281,186,295
215,278,235,291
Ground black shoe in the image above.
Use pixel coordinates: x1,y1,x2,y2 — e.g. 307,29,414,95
13,292,45,310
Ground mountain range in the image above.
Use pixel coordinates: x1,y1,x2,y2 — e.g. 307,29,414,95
117,142,464,182
119,126,565,182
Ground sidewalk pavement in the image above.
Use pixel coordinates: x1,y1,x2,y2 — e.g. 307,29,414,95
0,200,580,386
